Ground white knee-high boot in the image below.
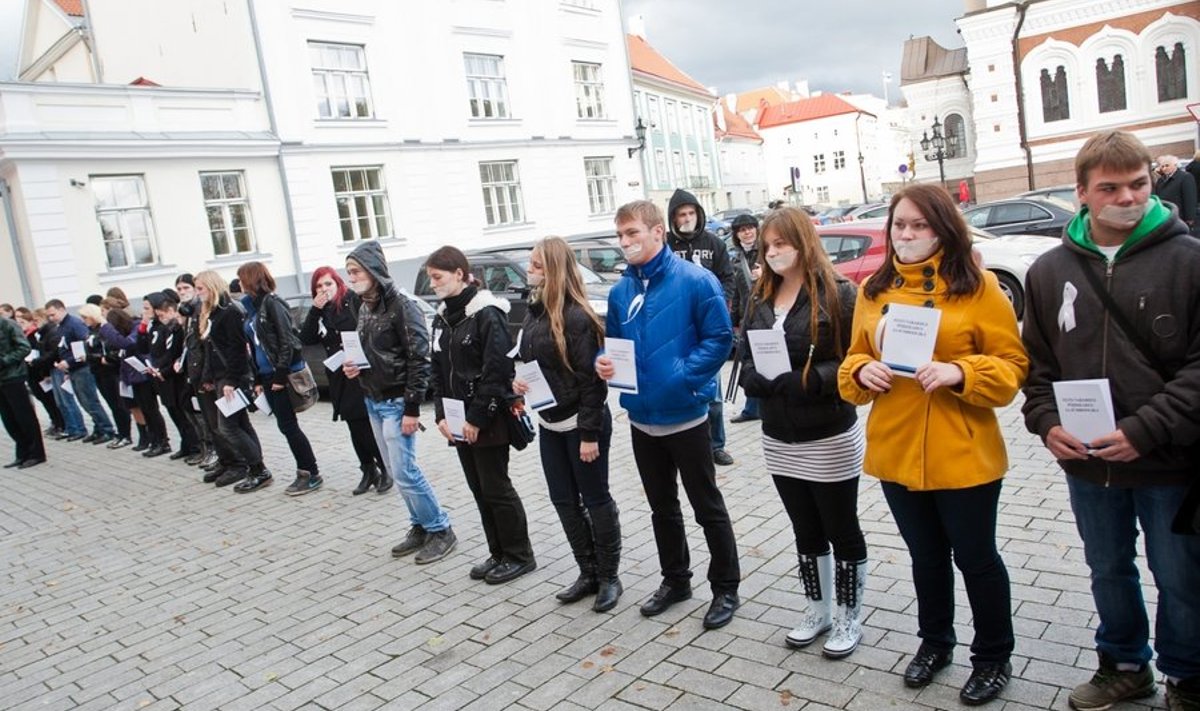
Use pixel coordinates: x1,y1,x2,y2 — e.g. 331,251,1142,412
785,552,833,648
823,558,867,659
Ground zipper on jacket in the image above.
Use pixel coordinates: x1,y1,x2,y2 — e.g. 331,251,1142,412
1102,258,1114,487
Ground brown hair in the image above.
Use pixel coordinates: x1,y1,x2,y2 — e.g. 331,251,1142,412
104,287,129,309
1075,130,1152,187
532,237,603,370
864,183,983,300
424,246,472,282
14,307,33,323
236,261,276,296
754,208,846,387
615,200,665,230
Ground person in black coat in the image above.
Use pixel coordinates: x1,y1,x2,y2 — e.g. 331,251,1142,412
1153,154,1197,231
514,237,622,611
729,213,763,423
15,308,65,438
79,304,131,447
145,292,198,460
299,266,388,496
428,246,536,585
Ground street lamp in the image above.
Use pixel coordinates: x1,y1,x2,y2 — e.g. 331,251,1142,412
919,115,959,190
628,118,647,158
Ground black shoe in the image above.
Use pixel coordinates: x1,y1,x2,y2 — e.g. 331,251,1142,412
91,433,114,446
184,452,205,465
51,430,69,440
106,437,132,450
131,439,149,452
3,459,22,469
960,662,1011,706
485,559,537,585
233,469,273,493
713,449,734,466
730,413,759,423
143,442,170,458
392,525,428,558
374,467,393,495
352,466,375,496
639,584,693,617
904,645,954,688
168,449,191,461
469,556,501,580
18,458,46,469
81,433,98,443
593,578,624,613
64,433,86,442
215,467,247,487
702,592,740,630
556,575,599,603
202,467,224,484
202,459,223,473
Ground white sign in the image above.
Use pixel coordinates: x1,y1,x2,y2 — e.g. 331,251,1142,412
40,378,54,393
746,329,792,379
514,360,558,411
604,337,638,393
340,332,371,369
70,341,86,361
60,377,74,395
119,382,133,399
322,350,347,372
442,397,467,441
123,356,149,373
254,390,272,415
1053,379,1116,447
215,389,250,418
880,304,942,377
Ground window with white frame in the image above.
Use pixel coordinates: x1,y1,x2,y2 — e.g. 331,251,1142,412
654,149,668,185
584,157,616,215
464,53,510,119
671,151,684,181
647,96,661,131
92,176,157,269
309,42,373,119
200,172,255,257
687,152,699,179
331,167,392,241
479,161,525,226
572,61,606,119
665,100,679,135
816,186,830,202
833,151,846,170
700,152,711,179
813,154,826,174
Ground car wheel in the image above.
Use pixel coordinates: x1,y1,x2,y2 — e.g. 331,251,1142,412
993,271,1024,319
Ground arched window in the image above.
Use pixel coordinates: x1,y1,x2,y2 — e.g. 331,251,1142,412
943,113,966,157
1156,42,1188,102
1096,54,1127,113
1040,65,1070,122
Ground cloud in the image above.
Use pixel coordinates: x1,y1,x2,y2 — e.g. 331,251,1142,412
621,0,965,98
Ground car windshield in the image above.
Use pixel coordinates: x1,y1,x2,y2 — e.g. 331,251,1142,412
514,257,605,284
1036,195,1075,212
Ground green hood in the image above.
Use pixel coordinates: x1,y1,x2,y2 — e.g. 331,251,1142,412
1065,195,1172,259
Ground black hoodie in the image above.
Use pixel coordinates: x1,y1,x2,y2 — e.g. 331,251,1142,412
346,240,431,414
666,188,734,307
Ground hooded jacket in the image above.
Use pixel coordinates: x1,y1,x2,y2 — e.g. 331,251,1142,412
1022,198,1200,487
346,240,431,413
729,213,761,327
518,298,607,441
605,242,732,426
666,188,735,307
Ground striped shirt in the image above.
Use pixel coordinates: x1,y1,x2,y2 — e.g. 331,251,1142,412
762,419,865,483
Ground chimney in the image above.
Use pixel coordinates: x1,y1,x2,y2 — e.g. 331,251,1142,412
776,80,790,92
627,14,646,39
794,80,810,98
725,93,737,111
715,104,727,133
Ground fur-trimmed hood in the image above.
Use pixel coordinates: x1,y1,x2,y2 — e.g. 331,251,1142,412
436,288,511,318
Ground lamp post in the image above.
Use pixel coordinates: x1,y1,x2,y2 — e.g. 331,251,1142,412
628,118,647,159
919,115,959,190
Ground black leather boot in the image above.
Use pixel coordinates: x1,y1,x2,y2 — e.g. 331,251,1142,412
554,503,597,602
374,459,393,494
352,463,376,496
131,424,149,452
589,500,623,612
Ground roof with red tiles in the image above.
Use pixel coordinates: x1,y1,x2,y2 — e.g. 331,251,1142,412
757,94,870,129
734,86,795,115
715,104,762,142
52,0,84,17
627,34,713,97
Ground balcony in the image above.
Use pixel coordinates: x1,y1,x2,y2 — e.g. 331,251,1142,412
687,177,712,189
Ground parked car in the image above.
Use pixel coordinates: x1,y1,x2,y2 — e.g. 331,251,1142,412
815,219,1057,318
962,197,1074,237
412,250,611,337
844,203,889,221
816,205,861,224
710,208,753,233
567,235,626,278
1016,184,1078,208
706,215,732,236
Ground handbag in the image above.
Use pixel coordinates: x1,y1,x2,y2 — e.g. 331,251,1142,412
505,397,536,451
286,363,319,414
1073,253,1200,534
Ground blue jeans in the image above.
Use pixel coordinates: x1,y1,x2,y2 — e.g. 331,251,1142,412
50,369,85,436
365,396,450,533
1067,475,1200,679
538,408,614,509
738,396,761,419
708,374,726,451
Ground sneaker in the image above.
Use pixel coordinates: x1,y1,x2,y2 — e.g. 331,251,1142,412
1167,678,1200,711
713,449,734,466
1068,660,1155,710
391,525,427,558
64,432,86,442
106,437,132,450
233,469,273,493
184,452,205,466
414,527,457,565
199,451,219,468
284,470,323,497
215,467,248,488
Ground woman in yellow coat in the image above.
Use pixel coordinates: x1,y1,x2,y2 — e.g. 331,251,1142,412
837,183,1028,706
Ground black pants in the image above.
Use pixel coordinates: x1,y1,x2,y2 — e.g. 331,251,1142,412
216,403,263,470
94,368,131,440
538,408,614,509
199,391,238,464
631,422,740,594
134,381,168,445
346,416,384,471
29,375,63,430
266,387,317,475
456,443,534,564
0,379,45,463
882,479,1013,665
179,386,210,450
774,475,866,561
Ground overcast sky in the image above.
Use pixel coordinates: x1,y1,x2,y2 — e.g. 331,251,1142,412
621,0,967,102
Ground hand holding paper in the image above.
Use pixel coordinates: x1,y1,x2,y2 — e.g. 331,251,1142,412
603,338,638,393
514,361,557,411
880,304,942,377
746,330,790,379
340,332,371,369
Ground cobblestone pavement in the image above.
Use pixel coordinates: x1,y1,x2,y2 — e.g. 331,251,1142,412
0,370,1170,711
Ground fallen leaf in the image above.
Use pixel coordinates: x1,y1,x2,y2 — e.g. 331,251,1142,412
635,684,646,691
581,660,595,670
481,632,491,642
600,665,614,673
46,581,58,587
173,615,186,624
265,672,278,682
599,646,616,657
137,700,152,709
747,547,762,557
428,636,444,647
779,689,794,706
61,502,76,512
663,627,680,638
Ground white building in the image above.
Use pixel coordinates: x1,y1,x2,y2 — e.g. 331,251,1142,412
898,37,977,197
627,25,722,212
714,98,769,210
0,0,642,306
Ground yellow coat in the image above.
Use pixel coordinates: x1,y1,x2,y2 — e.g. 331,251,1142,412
837,255,1028,491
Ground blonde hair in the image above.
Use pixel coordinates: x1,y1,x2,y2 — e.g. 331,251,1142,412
78,303,102,325
532,237,603,370
194,270,231,338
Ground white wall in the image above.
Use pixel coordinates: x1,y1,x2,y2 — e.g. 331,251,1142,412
901,76,977,184
717,139,769,209
760,112,883,207
631,80,722,211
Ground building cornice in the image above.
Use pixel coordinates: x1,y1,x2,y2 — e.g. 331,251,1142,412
631,72,715,103
290,9,375,26
0,81,263,100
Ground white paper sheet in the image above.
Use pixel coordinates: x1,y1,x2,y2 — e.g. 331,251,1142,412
60,377,74,395
191,396,201,412
746,329,792,379
254,391,272,415
514,360,558,411
215,389,250,418
1053,379,1116,447
119,382,133,399
322,349,347,372
604,337,638,393
340,332,371,369
25,349,38,363
442,397,467,441
40,378,54,393
880,304,942,377
123,356,149,373
70,341,86,361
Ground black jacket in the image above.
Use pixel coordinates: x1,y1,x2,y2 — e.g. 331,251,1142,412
30,323,59,380
149,319,187,404
0,317,30,383
299,291,369,421
83,325,119,377
666,188,734,307
251,292,302,387
739,279,858,443
730,241,760,328
518,299,607,441
1153,169,1197,225
181,309,206,388
431,286,513,446
201,297,252,391
347,240,432,413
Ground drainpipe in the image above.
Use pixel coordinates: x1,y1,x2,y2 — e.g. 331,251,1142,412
78,0,102,82
0,178,36,307
617,2,649,199
246,0,306,295
1011,1,1034,190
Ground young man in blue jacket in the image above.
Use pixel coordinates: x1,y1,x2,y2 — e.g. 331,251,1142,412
45,299,115,444
596,199,740,629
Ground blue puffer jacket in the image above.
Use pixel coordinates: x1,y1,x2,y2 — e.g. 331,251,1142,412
605,243,732,426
